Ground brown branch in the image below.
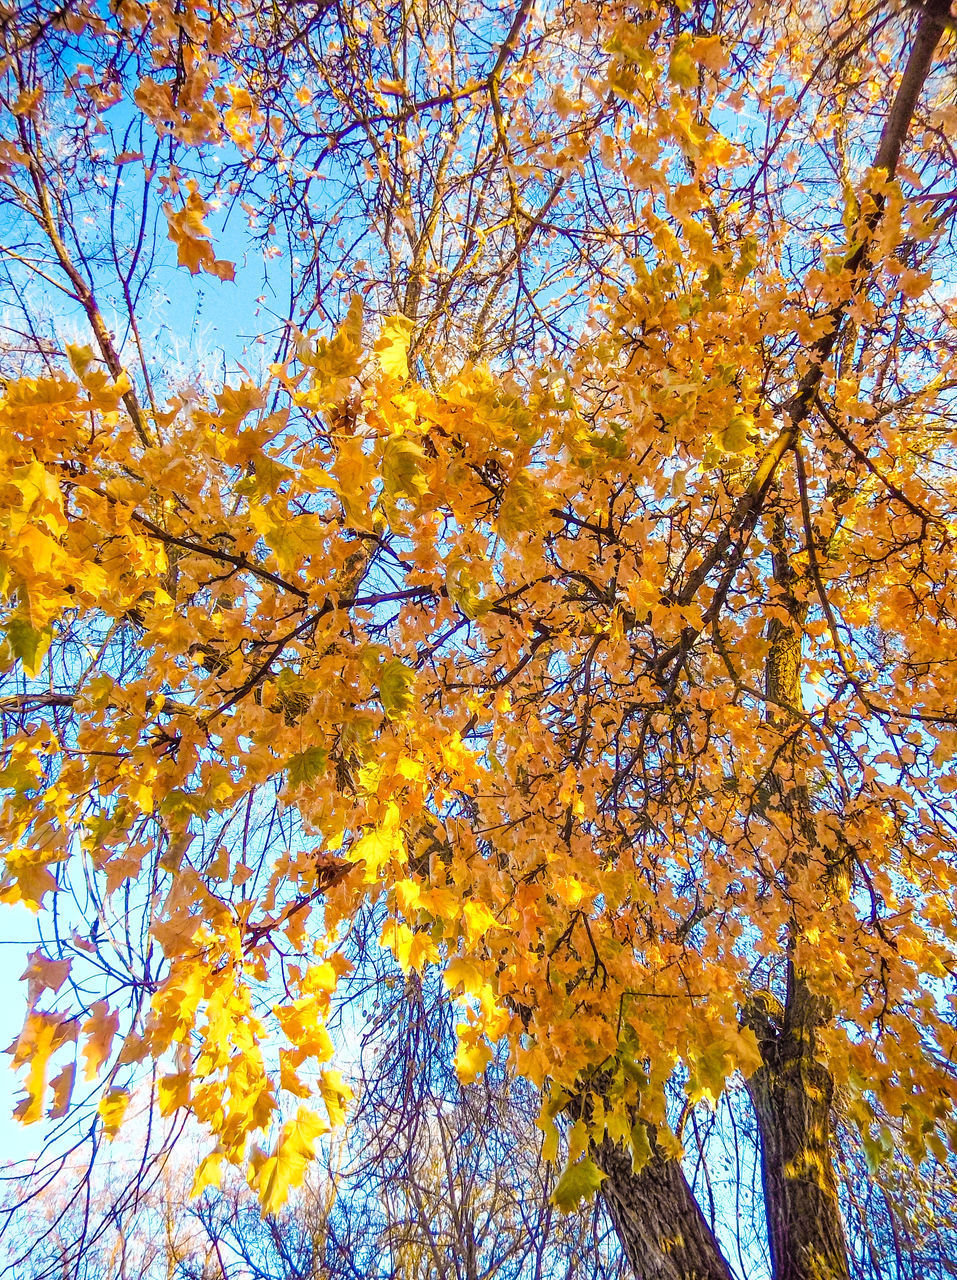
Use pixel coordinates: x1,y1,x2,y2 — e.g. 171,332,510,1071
0,691,195,717
676,0,952,615
814,393,945,527
17,115,152,447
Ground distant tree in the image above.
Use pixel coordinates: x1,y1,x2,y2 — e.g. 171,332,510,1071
3,954,627,1280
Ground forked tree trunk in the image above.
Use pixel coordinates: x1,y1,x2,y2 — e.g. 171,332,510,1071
591,984,850,1280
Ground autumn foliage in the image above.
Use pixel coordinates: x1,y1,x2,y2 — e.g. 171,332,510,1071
2,1,957,1276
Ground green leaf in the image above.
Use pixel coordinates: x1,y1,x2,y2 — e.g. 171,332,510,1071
380,435,428,509
668,33,699,88
496,470,541,536
606,23,652,71
377,658,415,719
253,455,295,496
159,789,207,822
703,262,723,299
445,557,487,619
286,746,328,788
736,235,758,278
66,343,95,379
720,413,753,454
630,1121,652,1171
551,1156,606,1211
5,615,52,678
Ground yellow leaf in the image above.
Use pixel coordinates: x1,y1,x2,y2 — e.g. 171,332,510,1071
66,343,95,378
158,1071,191,1116
463,900,498,945
539,1111,560,1162
394,877,421,915
350,811,403,881
720,413,754,454
190,1149,225,1198
98,1088,131,1138
280,1049,310,1098
257,1107,328,1214
496,470,544,537
81,1001,120,1081
567,1117,588,1162
444,957,485,997
606,21,652,69
10,1011,76,1124
12,87,43,117
554,876,584,907
551,1156,606,1210
380,918,437,972
454,1031,493,1084
4,617,53,680
319,1068,353,1127
631,1121,653,1171
302,960,341,996
668,33,699,88
380,918,415,971
374,315,414,381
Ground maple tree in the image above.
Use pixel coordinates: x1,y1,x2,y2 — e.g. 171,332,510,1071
3,1,957,1278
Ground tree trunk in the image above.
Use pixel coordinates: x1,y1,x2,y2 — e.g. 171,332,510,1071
593,1127,735,1280
743,507,851,1280
744,976,850,1280
592,507,850,1280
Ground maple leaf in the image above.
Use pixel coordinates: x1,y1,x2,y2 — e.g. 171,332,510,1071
20,950,71,1004
4,0,957,1269
3,616,53,678
163,185,236,280
2,846,62,910
158,1072,192,1116
256,1107,329,1214
98,1088,131,1138
81,1001,120,1081
9,1011,77,1124
318,1068,352,1127
190,1149,225,1198
48,1063,75,1119
377,658,415,719
496,469,546,537
380,918,438,973
374,315,414,381
380,433,429,515
551,1157,606,1210
285,745,327,788
12,87,43,117
453,1036,493,1085
462,900,498,945
443,957,486,997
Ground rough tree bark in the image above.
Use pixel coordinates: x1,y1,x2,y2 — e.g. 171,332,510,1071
590,505,851,1280
738,498,850,1280
744,977,850,1280
591,1127,735,1280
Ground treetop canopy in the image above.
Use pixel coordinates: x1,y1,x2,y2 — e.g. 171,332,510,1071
1,0,957,1238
